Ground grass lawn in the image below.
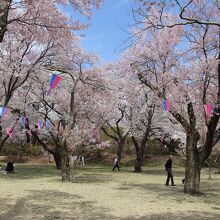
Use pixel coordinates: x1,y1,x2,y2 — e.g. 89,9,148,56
0,163,219,220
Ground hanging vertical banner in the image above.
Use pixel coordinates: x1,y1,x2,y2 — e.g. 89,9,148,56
38,119,44,129
21,115,27,126
205,103,212,117
7,128,12,139
162,100,167,111
167,100,171,111
163,100,171,111
0,107,9,117
46,120,50,128
48,73,62,95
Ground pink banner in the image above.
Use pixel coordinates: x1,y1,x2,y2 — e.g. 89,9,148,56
205,103,212,117
167,100,171,111
7,128,12,139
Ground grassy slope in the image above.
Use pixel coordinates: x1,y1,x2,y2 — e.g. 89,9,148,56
0,163,219,220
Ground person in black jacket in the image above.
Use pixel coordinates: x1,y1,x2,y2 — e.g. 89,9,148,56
6,162,15,174
165,155,176,186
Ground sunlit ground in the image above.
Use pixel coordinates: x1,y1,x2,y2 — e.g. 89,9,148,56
0,164,219,220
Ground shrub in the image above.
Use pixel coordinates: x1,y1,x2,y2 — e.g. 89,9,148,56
25,145,43,157
2,144,20,156
145,139,167,155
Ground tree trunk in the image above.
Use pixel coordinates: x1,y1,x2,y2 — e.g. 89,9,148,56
132,122,150,173
184,131,201,194
134,152,142,172
96,149,102,161
0,122,2,141
132,136,142,172
19,140,24,161
0,0,12,43
53,149,62,170
208,165,212,180
61,141,70,181
134,144,146,173
134,158,142,172
117,141,125,162
62,157,70,181
31,127,39,146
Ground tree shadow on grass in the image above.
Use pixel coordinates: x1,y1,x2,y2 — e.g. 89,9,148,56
117,182,220,207
110,167,185,178
0,164,60,180
71,173,112,184
141,168,185,177
75,165,112,172
122,211,220,220
0,190,116,220
0,164,113,185
0,197,13,216
117,182,183,195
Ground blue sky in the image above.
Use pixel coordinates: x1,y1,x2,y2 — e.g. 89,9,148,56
78,0,135,63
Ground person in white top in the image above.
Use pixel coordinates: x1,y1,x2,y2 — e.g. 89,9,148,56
70,155,77,167
79,155,85,166
112,156,120,171
73,155,78,165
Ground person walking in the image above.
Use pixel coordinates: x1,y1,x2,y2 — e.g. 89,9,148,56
112,156,120,171
165,155,176,186
79,155,85,166
81,155,85,166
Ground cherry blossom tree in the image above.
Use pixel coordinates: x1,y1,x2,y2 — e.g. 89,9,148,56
98,63,135,162
19,45,110,180
129,0,220,194
100,59,185,170
0,0,102,43
0,14,73,150
127,89,155,172
0,0,103,156
108,63,156,171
